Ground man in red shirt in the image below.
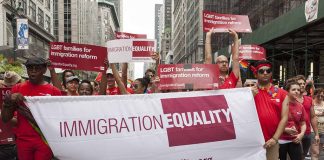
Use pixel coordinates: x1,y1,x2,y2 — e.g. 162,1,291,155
204,29,240,89
1,57,61,160
251,60,289,160
295,75,320,159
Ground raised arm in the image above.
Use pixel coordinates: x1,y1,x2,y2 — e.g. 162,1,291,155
121,63,128,88
99,62,109,95
111,64,129,95
47,60,63,90
204,29,213,64
228,29,240,79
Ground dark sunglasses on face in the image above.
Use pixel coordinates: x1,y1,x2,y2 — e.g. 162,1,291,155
132,84,139,89
258,68,272,74
245,84,255,87
26,65,44,71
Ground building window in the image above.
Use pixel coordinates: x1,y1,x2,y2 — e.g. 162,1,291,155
29,0,36,21
21,0,27,15
38,8,44,27
45,15,50,32
64,0,71,42
45,0,50,10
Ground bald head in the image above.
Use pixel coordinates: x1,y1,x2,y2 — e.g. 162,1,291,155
215,55,228,63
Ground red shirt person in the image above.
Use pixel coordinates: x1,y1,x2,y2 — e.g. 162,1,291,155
278,81,306,160
251,60,289,160
1,57,61,160
295,75,319,159
204,29,241,89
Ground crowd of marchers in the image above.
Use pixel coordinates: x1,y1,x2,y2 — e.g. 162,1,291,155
1,29,324,160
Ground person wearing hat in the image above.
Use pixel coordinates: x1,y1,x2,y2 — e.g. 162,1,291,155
65,76,80,96
0,71,22,88
1,57,62,160
250,60,289,160
0,71,21,160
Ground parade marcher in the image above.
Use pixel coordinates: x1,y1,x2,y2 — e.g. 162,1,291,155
0,71,22,88
244,79,257,87
65,76,80,96
1,57,61,160
279,81,306,160
251,60,289,160
78,80,94,96
0,71,21,160
204,28,240,89
131,77,150,94
90,80,99,95
310,88,324,160
295,75,319,159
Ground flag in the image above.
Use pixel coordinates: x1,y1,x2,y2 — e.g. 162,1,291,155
239,59,249,73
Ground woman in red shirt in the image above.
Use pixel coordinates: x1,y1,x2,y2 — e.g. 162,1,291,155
279,81,306,160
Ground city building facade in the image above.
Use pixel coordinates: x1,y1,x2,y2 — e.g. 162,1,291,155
105,0,122,30
97,0,120,46
158,0,172,64
0,0,55,60
154,4,162,51
55,0,98,45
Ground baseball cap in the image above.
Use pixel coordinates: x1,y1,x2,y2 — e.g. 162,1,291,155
24,57,47,66
66,76,80,83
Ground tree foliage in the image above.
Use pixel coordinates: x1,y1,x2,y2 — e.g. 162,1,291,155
0,54,24,75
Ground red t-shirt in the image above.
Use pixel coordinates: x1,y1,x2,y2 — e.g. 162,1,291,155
106,87,134,95
302,96,312,135
0,111,16,145
280,102,306,140
254,85,287,141
11,81,61,139
219,72,238,89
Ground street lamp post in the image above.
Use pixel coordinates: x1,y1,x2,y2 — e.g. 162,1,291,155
10,0,24,62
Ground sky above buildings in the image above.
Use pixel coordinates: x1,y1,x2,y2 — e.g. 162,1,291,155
123,0,163,79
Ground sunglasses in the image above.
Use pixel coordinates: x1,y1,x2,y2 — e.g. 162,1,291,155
258,68,272,74
245,84,255,87
26,65,44,71
132,84,139,89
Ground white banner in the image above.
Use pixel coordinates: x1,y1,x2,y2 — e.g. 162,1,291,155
17,18,29,50
107,39,156,63
26,88,265,160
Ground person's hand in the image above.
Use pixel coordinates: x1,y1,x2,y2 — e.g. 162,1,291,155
7,93,25,106
46,59,53,70
206,27,215,37
228,29,238,40
151,76,160,86
251,86,258,96
292,133,304,144
285,127,298,136
151,52,160,61
263,138,277,149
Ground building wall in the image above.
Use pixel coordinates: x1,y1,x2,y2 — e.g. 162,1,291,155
154,4,162,51
0,0,55,59
56,0,98,45
98,1,120,46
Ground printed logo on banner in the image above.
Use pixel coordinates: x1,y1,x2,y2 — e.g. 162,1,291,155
132,41,155,57
161,95,236,147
